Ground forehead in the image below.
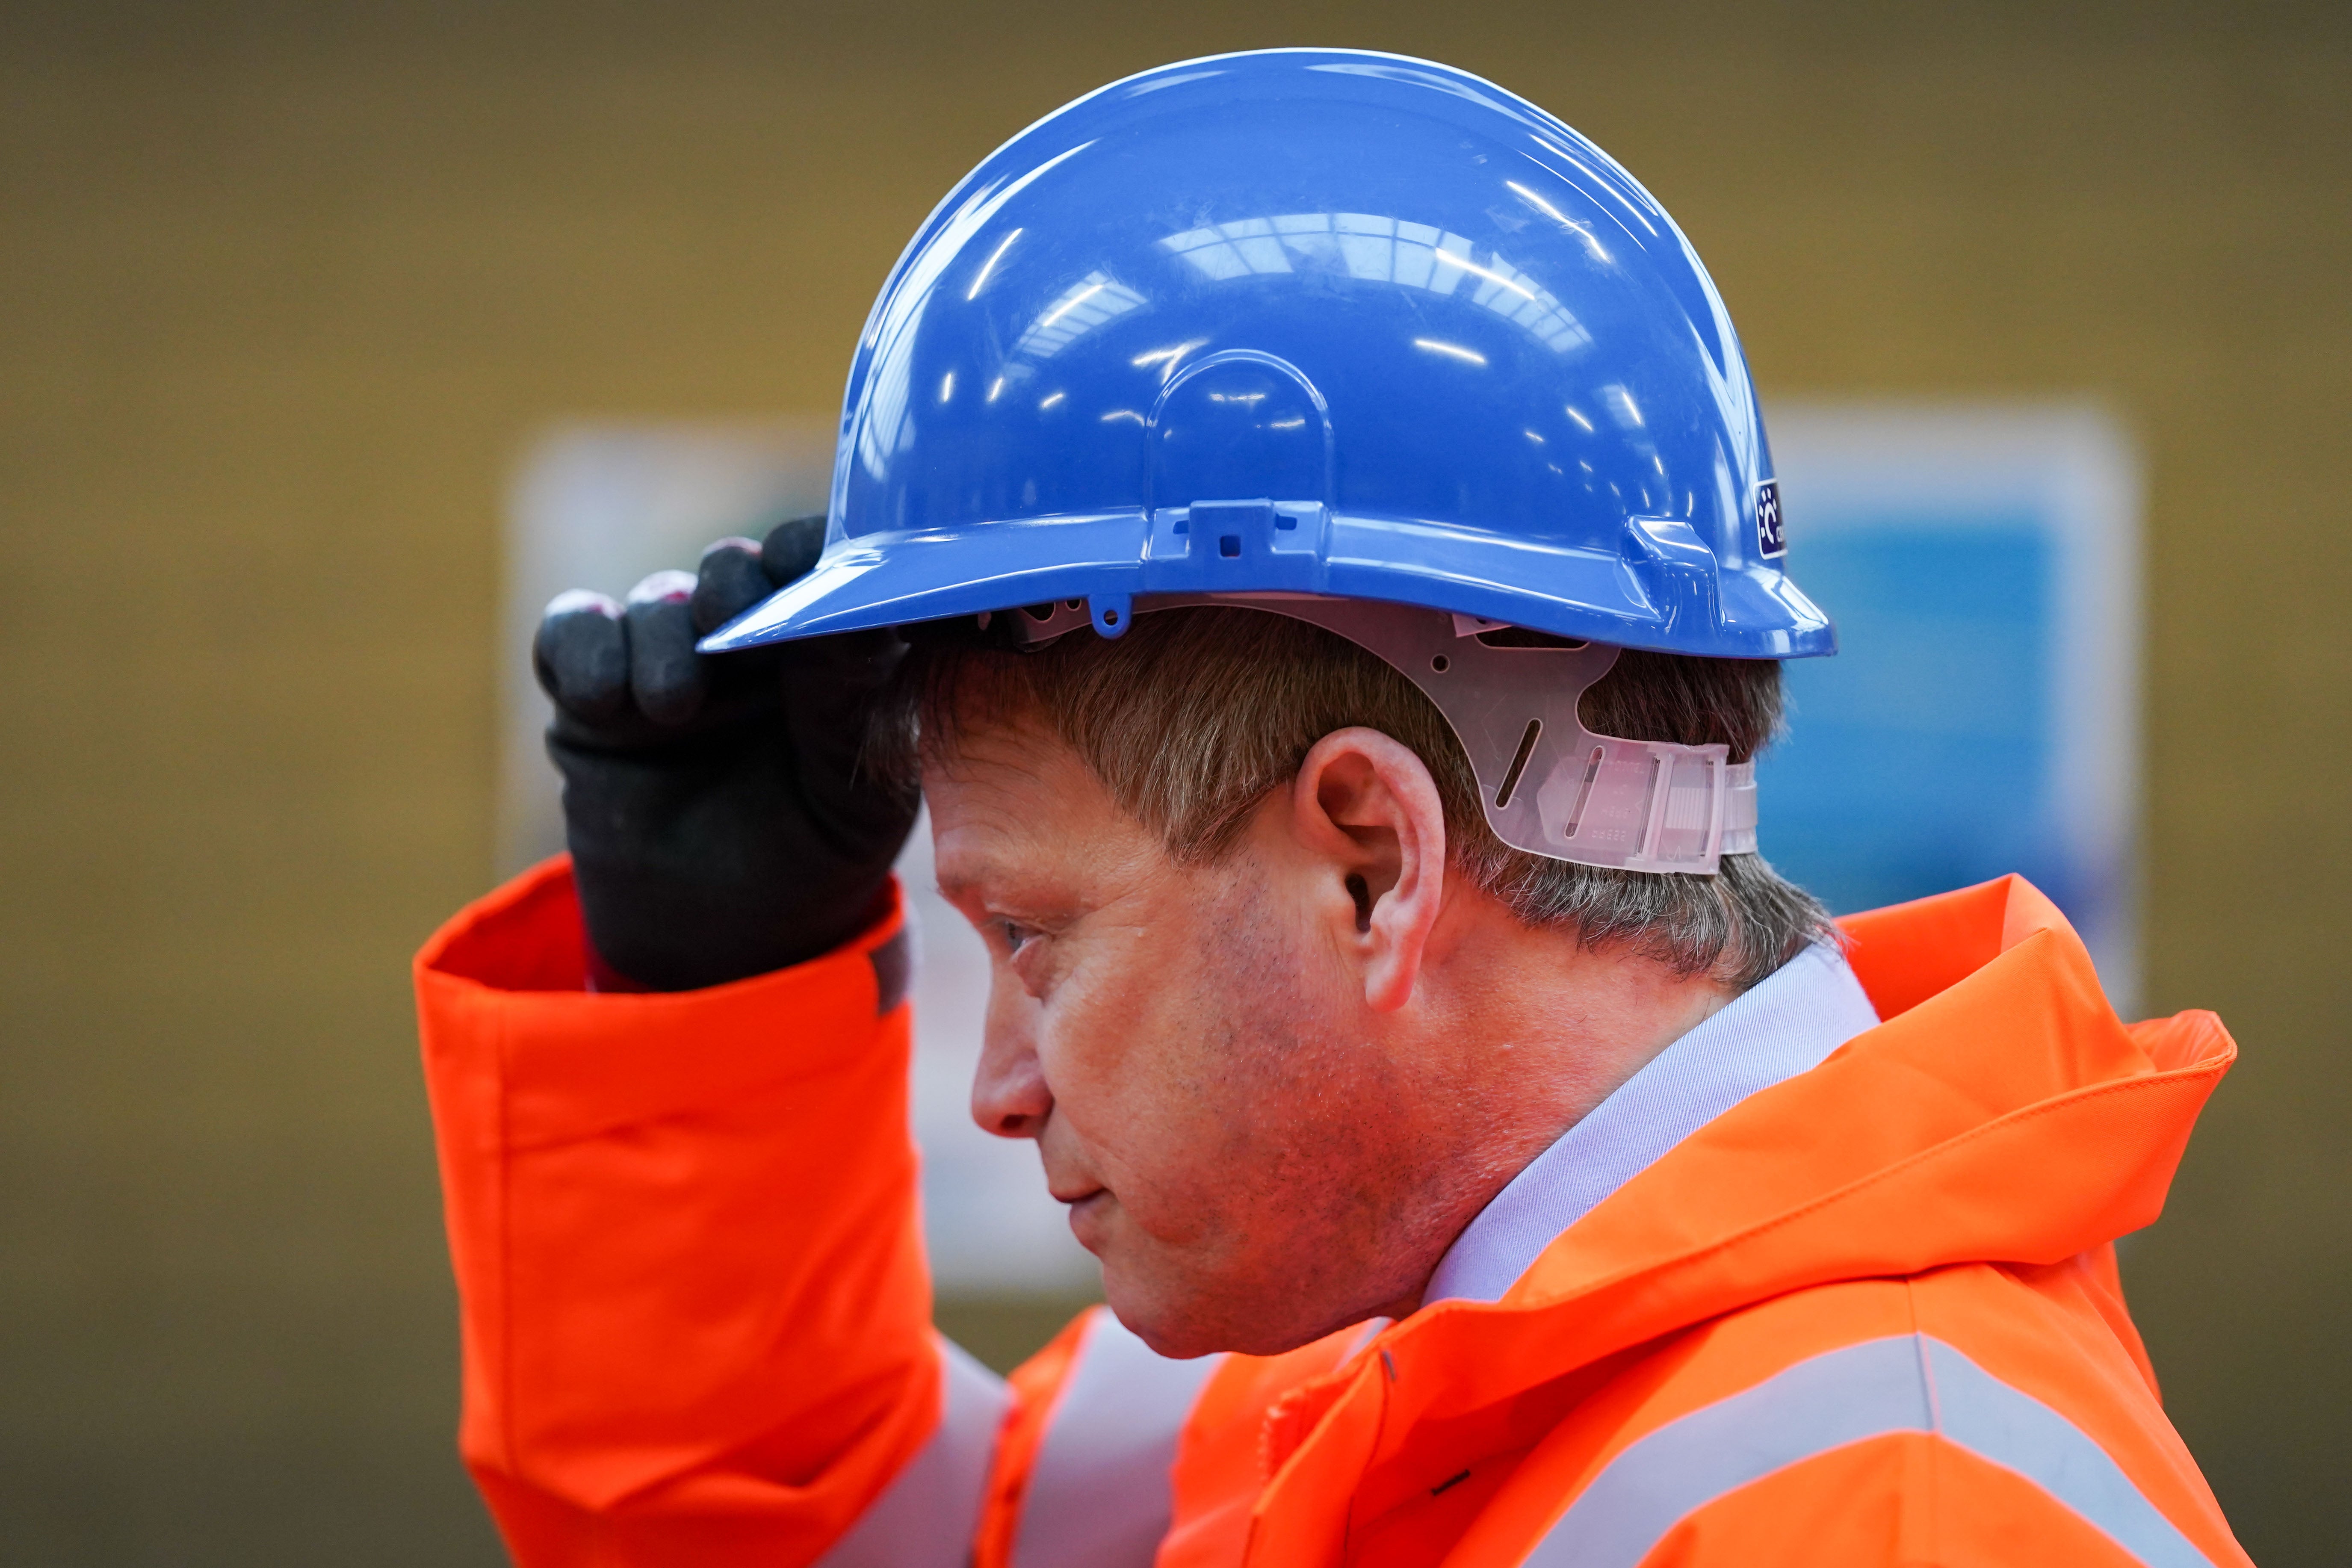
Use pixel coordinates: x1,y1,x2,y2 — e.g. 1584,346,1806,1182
923,719,1154,896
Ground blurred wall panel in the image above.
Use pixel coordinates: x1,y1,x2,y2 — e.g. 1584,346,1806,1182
0,3,2344,1561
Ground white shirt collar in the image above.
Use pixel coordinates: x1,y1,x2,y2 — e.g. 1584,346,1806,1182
1423,942,1881,1306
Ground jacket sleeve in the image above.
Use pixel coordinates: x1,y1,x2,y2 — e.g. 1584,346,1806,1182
414,856,996,1566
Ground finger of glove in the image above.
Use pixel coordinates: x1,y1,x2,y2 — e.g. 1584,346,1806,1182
534,590,630,722
690,537,771,636
626,570,707,726
761,514,827,588
779,627,916,842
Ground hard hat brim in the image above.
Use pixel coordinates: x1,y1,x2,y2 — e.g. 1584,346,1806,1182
698,508,1836,661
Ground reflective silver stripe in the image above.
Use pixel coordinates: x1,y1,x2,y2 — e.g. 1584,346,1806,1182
1521,1335,2215,1568
1012,1309,1226,1568
1921,1339,2214,1568
816,1336,1006,1568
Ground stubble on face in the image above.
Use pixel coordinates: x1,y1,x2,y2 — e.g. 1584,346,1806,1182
1092,845,1499,1358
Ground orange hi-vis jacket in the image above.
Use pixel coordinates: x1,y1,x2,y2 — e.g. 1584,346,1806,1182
416,860,2250,1568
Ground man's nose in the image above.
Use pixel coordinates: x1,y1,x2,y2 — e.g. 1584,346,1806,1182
969,977,1052,1139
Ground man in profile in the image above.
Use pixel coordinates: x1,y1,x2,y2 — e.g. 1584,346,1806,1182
417,49,2249,1568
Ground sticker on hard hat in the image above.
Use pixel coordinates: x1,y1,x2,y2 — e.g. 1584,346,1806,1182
1755,480,1786,558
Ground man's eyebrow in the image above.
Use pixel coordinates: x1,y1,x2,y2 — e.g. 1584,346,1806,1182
936,859,1071,922
930,856,1000,905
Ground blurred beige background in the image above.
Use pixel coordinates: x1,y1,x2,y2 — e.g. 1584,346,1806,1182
2,3,2345,1561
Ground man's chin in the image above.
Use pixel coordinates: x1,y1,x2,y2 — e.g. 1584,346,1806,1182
1099,1274,1224,1360
1076,1200,1358,1358
1076,1206,1216,1358
1094,1249,1345,1361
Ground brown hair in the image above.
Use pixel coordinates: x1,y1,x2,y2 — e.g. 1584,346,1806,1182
875,607,1835,989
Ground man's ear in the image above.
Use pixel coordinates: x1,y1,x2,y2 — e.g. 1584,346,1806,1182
1288,727,1448,1012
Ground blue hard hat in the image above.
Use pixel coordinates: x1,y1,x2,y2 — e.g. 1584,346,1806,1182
703,47,1833,661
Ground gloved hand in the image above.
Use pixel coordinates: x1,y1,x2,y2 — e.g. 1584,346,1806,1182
533,515,918,991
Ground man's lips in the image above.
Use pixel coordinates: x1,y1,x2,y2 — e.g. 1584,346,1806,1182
1042,1149,1103,1208
1060,1186,1114,1252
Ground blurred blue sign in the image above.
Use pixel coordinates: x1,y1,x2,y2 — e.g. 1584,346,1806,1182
1758,405,2141,1009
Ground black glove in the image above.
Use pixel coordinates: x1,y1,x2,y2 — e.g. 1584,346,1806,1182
533,515,918,991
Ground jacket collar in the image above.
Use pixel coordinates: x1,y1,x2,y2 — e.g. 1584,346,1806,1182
1244,876,2237,1563
1424,941,1881,1306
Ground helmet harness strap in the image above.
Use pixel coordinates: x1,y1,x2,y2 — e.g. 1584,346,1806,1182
1002,594,1757,876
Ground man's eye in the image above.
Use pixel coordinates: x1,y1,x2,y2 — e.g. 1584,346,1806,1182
1000,920,1034,957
